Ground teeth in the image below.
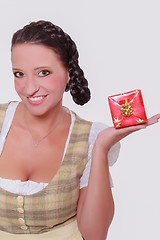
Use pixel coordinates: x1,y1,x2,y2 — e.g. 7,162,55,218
29,96,45,101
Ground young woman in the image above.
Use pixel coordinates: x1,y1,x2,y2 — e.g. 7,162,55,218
0,20,159,240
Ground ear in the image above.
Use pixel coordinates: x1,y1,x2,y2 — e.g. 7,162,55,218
65,72,70,92
66,71,70,83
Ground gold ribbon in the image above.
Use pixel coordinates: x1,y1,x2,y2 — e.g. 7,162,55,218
120,98,133,117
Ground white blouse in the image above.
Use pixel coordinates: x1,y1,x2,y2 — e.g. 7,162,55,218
0,102,120,195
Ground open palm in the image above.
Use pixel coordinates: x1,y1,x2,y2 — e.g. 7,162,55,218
95,114,160,152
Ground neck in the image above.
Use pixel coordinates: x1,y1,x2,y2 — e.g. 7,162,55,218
21,102,64,133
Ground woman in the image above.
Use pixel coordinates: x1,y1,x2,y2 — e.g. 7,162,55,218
0,20,159,240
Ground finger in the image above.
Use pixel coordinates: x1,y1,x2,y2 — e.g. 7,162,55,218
114,113,160,137
127,114,160,130
145,114,160,126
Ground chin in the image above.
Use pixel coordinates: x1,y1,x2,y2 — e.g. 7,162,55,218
21,96,62,116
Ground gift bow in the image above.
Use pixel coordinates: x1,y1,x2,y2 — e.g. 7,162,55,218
120,98,133,117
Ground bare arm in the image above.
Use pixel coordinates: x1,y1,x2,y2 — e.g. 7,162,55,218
77,114,160,240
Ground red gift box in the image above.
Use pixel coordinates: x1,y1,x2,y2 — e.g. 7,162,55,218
108,89,147,128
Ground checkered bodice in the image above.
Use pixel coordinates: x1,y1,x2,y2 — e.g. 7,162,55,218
0,103,92,234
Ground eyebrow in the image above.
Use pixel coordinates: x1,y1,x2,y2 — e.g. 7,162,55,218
34,66,51,70
12,66,51,71
12,68,21,71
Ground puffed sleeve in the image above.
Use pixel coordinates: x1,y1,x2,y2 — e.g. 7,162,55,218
80,122,120,189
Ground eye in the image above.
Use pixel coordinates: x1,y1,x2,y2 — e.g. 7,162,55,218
38,70,51,77
13,72,24,78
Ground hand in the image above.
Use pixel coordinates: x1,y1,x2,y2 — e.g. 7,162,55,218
94,114,160,153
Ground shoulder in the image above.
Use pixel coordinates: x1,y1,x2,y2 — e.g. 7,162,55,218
0,102,10,121
0,101,19,116
0,102,10,133
0,101,19,131
64,107,110,136
90,121,109,134
71,110,93,126
0,101,18,110
0,103,9,111
89,121,110,143
68,109,93,136
69,108,109,135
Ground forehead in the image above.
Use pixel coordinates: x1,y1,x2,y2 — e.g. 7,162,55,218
11,43,63,67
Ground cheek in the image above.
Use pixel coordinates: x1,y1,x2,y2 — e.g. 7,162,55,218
45,76,67,91
14,79,24,93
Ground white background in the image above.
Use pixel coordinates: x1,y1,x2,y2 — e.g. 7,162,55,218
0,0,160,239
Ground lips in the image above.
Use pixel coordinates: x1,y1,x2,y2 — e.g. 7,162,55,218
27,95,47,105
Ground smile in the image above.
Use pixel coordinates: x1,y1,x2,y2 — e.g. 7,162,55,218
27,95,47,105
29,96,45,101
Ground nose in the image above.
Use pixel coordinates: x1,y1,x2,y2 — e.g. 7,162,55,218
25,76,39,96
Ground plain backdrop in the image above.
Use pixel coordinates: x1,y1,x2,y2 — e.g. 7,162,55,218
0,0,159,239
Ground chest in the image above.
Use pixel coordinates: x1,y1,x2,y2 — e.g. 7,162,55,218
0,124,69,182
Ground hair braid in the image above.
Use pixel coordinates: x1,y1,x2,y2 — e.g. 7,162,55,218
11,20,91,105
62,33,90,105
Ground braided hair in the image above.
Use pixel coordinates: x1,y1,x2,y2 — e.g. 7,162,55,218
11,20,91,105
